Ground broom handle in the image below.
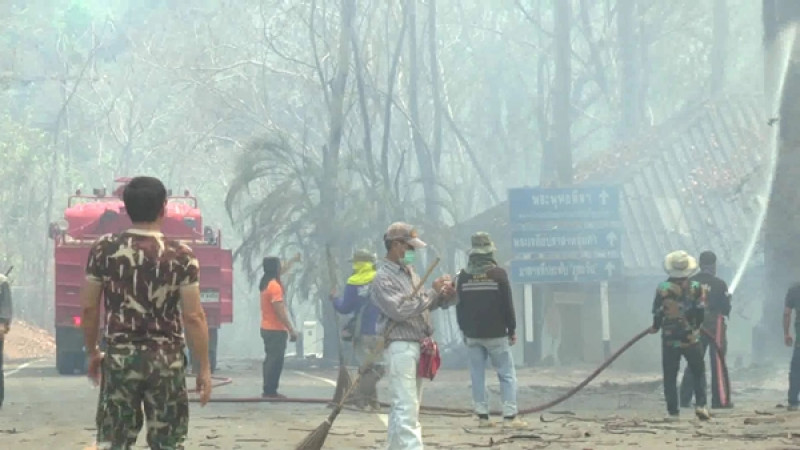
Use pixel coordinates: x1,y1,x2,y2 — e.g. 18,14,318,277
331,257,441,409
409,256,440,299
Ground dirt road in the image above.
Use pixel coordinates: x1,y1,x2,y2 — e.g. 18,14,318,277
2,357,799,449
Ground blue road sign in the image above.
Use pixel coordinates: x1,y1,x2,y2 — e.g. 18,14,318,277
510,258,622,284
511,228,621,253
508,186,620,223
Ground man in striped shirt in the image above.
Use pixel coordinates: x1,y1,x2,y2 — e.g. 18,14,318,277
370,222,456,450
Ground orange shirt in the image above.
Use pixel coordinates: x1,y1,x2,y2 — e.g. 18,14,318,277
260,279,287,331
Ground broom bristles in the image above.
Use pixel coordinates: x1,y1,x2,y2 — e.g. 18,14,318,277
295,419,332,450
331,364,353,405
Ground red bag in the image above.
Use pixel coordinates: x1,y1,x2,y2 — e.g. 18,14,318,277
418,336,441,380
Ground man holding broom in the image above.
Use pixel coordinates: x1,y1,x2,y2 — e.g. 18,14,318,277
371,222,456,449
329,249,383,410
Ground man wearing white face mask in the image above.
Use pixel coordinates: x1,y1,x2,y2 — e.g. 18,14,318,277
371,222,456,449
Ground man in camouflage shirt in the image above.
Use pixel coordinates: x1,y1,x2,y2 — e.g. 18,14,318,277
650,251,710,421
80,176,212,449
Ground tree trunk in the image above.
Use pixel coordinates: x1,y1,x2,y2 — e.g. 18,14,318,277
429,0,443,168
319,0,355,361
350,29,376,188
709,0,729,94
617,0,639,135
405,0,440,222
379,3,407,223
553,0,573,186
760,6,800,362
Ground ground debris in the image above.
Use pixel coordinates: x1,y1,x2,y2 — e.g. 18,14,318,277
540,413,621,424
603,419,657,435
743,416,785,425
694,430,798,440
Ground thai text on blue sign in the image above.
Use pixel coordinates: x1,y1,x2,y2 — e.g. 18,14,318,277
511,228,621,253
508,186,620,222
510,258,622,283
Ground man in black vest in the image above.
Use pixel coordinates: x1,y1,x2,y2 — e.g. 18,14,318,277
680,250,732,409
456,232,525,429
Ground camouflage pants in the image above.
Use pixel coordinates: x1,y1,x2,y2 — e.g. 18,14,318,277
95,347,189,450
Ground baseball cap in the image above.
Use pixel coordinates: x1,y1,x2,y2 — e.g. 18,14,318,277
384,222,426,249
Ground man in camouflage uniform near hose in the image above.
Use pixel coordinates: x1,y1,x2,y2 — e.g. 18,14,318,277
649,250,711,421
79,176,212,449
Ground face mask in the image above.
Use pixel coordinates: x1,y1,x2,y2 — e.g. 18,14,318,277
402,249,416,265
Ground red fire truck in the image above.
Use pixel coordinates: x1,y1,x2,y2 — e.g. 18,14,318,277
49,178,233,374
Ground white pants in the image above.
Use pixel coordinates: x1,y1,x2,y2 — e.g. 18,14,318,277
385,341,423,450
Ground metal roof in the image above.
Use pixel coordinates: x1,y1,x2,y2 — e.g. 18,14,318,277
449,96,768,275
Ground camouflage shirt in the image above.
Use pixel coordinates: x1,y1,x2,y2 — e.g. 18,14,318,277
85,229,199,352
651,279,705,348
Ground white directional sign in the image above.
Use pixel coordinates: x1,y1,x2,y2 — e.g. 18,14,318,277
508,186,621,223
511,228,622,253
510,258,622,283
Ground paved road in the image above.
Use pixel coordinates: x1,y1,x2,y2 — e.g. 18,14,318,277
2,358,800,449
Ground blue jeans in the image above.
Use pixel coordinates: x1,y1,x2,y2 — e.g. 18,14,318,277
385,341,423,449
789,344,800,407
466,337,518,418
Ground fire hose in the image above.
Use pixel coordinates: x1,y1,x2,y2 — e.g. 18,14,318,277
188,326,728,415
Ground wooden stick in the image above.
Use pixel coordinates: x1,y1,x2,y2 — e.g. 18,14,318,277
405,256,441,300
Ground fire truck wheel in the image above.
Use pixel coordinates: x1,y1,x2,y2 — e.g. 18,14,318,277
56,351,72,375
56,351,85,375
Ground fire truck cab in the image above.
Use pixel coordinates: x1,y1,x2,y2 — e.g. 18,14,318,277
49,178,233,374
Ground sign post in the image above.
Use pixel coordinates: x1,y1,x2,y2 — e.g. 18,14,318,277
600,281,611,358
508,186,624,365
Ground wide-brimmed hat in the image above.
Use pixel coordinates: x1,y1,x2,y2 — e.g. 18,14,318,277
384,222,426,249
349,249,377,263
469,231,496,255
663,250,698,278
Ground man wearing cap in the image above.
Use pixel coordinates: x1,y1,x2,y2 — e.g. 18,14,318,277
330,249,383,409
0,272,11,409
370,222,456,449
680,250,732,409
455,232,525,429
650,250,711,421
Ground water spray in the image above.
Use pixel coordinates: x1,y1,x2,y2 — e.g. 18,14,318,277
728,23,797,294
